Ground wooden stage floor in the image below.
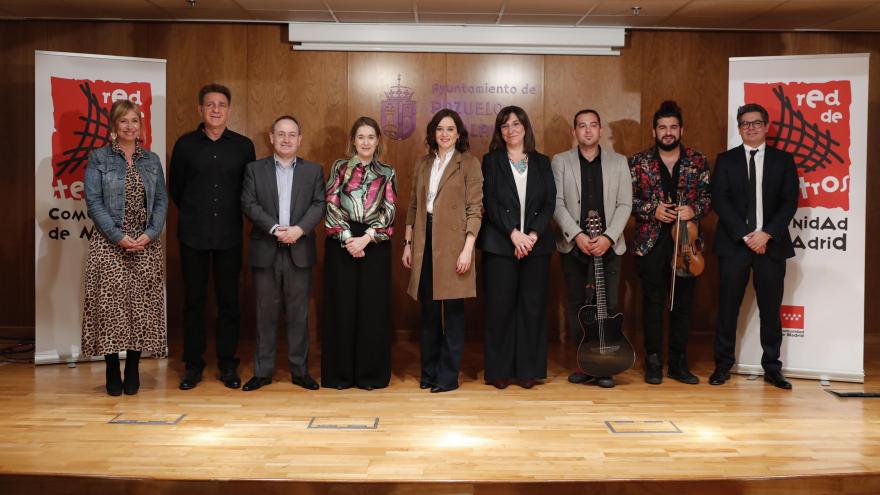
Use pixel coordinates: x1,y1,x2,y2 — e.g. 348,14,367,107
1,335,879,494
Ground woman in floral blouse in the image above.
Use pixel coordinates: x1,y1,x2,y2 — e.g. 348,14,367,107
322,116,397,390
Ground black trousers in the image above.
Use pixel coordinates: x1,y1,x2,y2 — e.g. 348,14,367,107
560,249,621,346
321,228,392,389
482,251,549,381
714,253,786,373
634,232,696,361
180,243,241,372
418,218,465,389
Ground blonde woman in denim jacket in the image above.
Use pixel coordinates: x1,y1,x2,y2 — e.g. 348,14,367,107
82,99,168,396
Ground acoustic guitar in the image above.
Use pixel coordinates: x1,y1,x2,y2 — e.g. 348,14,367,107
576,210,636,377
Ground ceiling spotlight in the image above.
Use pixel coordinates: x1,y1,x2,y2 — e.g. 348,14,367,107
631,6,641,16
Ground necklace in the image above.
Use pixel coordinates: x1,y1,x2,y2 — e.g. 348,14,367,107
508,152,528,174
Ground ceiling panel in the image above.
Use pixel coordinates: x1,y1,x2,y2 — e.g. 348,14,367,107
325,0,413,11
61,0,170,18
417,12,500,23
676,0,784,17
498,14,586,26
818,3,880,30
416,0,503,14
744,0,877,29
160,7,254,20
150,0,242,7
248,9,336,22
504,0,598,16
580,15,670,27
657,16,754,29
334,11,417,22
591,0,688,16
235,0,328,9
0,0,877,31
0,0,87,17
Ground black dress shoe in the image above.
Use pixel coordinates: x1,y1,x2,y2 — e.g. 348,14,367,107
486,379,508,389
292,374,320,390
668,355,700,385
179,369,203,390
709,368,730,385
568,371,593,384
242,376,272,391
645,354,663,385
220,370,241,389
519,379,538,389
764,371,792,390
595,376,615,388
430,384,459,393
419,381,431,389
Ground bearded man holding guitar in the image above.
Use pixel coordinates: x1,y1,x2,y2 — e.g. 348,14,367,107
552,109,633,389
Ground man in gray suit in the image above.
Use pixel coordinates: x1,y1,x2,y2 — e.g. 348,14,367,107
552,109,633,389
240,115,325,391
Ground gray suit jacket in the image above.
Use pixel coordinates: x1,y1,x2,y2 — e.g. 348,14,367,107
551,146,632,255
241,156,326,268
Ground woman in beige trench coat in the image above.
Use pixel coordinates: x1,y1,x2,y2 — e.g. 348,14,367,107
402,109,483,393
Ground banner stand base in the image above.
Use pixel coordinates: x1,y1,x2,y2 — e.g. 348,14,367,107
733,363,864,383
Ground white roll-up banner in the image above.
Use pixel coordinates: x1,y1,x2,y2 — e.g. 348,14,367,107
727,53,868,382
34,51,167,364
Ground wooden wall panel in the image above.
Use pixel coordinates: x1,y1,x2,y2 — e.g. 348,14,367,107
43,21,150,58
4,21,880,351
0,21,45,332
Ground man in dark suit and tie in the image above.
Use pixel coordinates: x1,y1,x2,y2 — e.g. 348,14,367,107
240,115,325,391
710,103,799,390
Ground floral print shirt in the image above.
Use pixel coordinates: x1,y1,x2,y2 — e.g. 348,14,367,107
629,146,711,256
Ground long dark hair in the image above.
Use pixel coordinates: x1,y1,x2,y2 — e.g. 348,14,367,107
489,105,535,153
425,109,469,154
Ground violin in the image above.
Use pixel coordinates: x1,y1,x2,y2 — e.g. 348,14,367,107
669,188,704,310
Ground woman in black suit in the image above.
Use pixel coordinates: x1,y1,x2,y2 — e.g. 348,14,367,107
479,106,556,389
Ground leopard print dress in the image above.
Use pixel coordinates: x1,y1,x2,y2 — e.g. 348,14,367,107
81,145,167,358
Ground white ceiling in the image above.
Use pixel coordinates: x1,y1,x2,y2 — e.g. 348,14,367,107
1,0,879,31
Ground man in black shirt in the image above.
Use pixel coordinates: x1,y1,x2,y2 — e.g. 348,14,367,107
170,83,256,390
552,109,632,388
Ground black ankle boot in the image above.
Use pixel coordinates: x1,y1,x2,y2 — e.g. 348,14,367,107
105,353,122,396
668,354,699,384
645,354,663,384
123,350,141,395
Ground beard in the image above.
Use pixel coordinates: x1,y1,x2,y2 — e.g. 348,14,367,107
656,137,680,152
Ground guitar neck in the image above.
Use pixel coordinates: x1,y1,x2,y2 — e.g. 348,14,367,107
592,255,607,320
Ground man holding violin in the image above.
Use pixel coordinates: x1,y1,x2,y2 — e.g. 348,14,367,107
630,101,711,385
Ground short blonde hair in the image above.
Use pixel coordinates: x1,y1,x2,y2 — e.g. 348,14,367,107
109,99,142,136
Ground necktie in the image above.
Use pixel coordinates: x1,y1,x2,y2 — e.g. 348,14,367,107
747,149,758,228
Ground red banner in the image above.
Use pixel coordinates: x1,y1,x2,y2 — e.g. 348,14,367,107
744,81,851,210
50,77,153,199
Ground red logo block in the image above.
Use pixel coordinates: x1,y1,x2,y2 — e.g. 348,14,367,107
781,305,805,329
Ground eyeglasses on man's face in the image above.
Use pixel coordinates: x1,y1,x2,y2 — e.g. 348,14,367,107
738,120,766,130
